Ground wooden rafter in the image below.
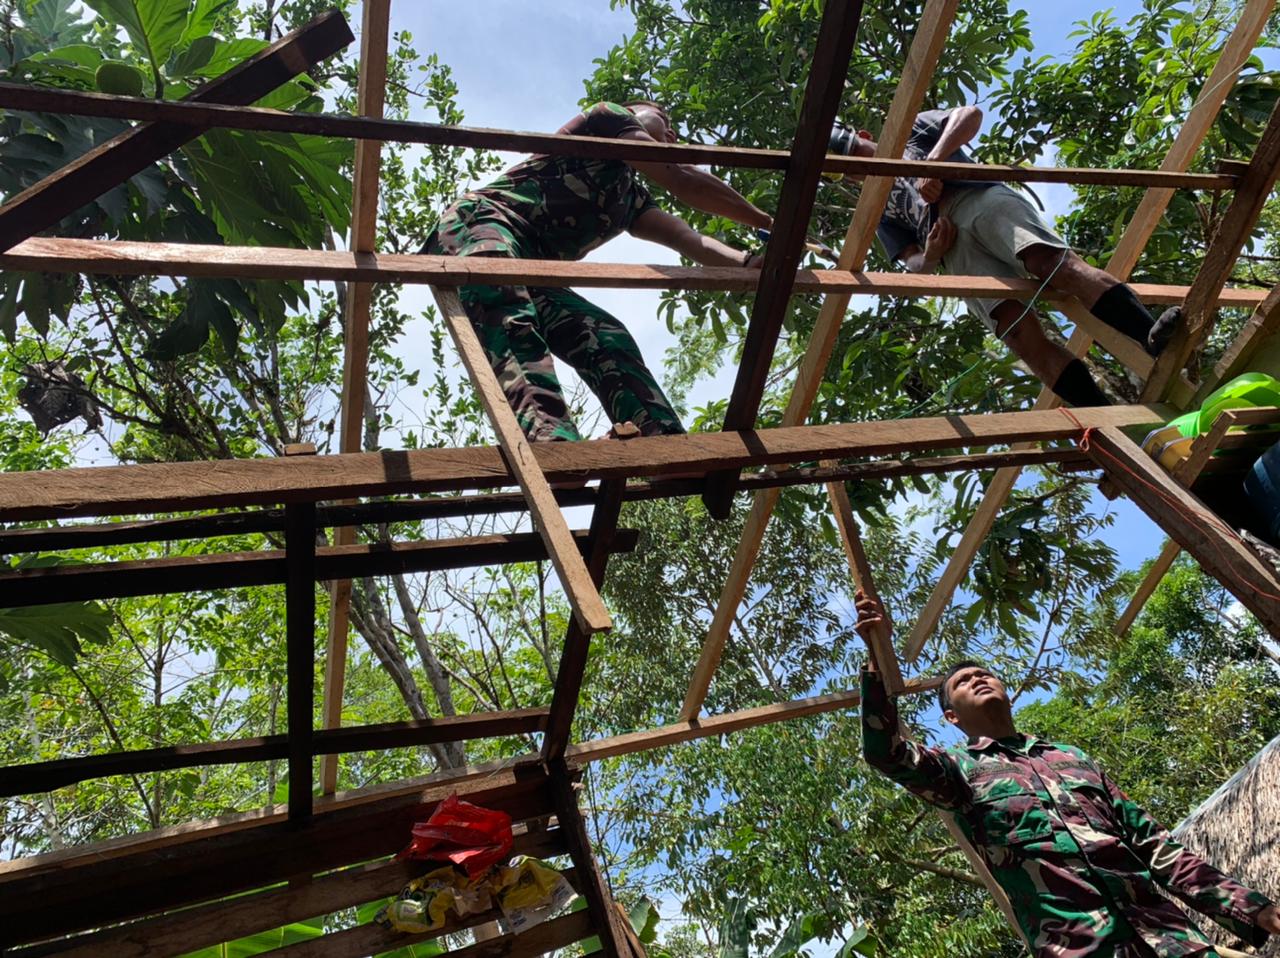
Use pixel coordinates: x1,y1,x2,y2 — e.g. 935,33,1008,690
702,0,868,518
1086,426,1280,636
320,0,392,798
1115,406,1280,634
543,480,627,761
0,82,1241,189
0,405,1168,522
432,287,612,634
0,11,355,253
6,237,1273,309
901,0,1276,662
1141,95,1280,401
0,529,639,608
680,0,962,719
0,708,551,798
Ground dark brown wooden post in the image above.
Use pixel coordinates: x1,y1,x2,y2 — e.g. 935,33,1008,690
284,443,318,821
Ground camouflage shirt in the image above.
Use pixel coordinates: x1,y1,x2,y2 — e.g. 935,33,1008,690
861,669,1273,958
449,101,659,261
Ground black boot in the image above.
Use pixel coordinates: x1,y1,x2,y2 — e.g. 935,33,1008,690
1146,306,1182,356
1051,359,1111,407
1090,283,1155,343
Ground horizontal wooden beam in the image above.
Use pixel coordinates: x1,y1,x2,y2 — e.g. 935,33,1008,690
4,238,1268,310
0,83,1239,190
0,708,549,797
0,763,558,947
0,529,639,607
19,839,572,958
0,405,1167,522
570,675,942,765
0,446,1090,554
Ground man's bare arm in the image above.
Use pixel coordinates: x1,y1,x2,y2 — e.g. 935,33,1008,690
918,105,983,202
628,207,762,268
621,130,773,230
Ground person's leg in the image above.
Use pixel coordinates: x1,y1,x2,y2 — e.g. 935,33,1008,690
533,286,685,436
1018,246,1181,358
456,281,582,441
989,298,1111,407
424,207,582,441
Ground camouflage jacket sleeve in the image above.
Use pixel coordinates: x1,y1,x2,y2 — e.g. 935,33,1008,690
1102,771,1273,947
860,668,970,810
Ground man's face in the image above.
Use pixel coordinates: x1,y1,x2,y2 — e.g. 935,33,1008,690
633,107,677,143
852,130,877,157
943,665,1010,728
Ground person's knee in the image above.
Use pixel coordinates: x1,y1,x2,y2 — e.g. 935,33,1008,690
1019,244,1072,279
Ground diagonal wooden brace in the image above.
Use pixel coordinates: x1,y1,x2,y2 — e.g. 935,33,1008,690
0,9,354,253
431,286,612,634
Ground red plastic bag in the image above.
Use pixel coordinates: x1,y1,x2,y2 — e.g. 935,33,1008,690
398,794,513,878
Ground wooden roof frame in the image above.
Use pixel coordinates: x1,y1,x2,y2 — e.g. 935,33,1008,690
3,1,1280,955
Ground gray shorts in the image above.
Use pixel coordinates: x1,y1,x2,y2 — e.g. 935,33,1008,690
939,184,1067,333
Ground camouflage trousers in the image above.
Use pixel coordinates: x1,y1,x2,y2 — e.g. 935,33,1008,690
423,203,684,441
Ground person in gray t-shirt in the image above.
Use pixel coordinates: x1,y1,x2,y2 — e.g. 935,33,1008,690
834,106,1180,407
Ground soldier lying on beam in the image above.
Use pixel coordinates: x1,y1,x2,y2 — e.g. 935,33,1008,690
830,106,1182,408
854,591,1279,958
423,101,773,441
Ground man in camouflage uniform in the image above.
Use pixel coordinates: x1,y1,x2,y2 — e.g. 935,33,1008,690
423,101,773,441
854,592,1279,957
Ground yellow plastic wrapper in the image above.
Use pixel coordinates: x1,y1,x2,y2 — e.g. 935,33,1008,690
492,857,577,934
377,865,493,934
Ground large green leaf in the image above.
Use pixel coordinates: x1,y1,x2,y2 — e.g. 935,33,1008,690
180,917,325,957
768,911,825,958
178,0,236,49
0,591,113,666
81,0,190,78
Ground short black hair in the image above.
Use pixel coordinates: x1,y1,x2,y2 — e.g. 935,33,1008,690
938,660,988,713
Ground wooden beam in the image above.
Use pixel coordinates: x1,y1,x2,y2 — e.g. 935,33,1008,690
0,447,1090,554
26,839,572,958
1142,96,1280,401
543,479,626,762
900,0,1275,660
1116,539,1182,636
0,708,550,797
432,286,611,635
550,761,628,958
6,675,967,950
249,870,585,958
0,529,638,608
577,676,942,764
705,0,866,517
285,498,317,821
1193,283,1280,406
4,237,1272,310
0,406,1166,523
0,83,1240,190
0,764,556,947
321,0,392,800
1085,426,1280,636
826,480,905,692
683,0,962,715
0,12,354,253
1115,406,1280,633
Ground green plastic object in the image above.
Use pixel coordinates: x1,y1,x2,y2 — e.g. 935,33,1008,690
1196,372,1280,434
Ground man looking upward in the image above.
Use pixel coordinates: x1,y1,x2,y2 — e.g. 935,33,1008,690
855,591,1278,957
